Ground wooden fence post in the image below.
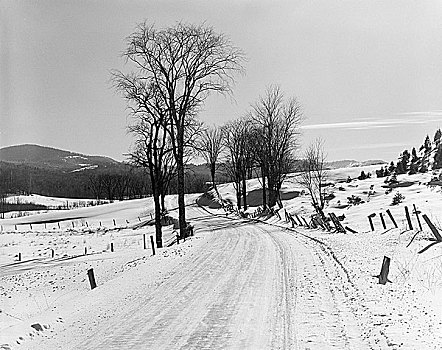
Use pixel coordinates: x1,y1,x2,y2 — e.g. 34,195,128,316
404,206,413,230
379,213,387,230
110,242,114,252
150,235,156,256
422,214,442,241
176,234,180,245
301,216,310,228
295,214,304,226
412,204,423,231
386,209,397,228
345,226,358,234
378,256,391,285
290,216,296,228
18,252,21,261
84,247,87,255
51,249,54,258
87,268,97,290
113,219,116,226
143,234,147,249
368,213,376,231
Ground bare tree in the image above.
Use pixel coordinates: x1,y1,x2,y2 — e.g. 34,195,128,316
250,85,302,208
101,173,118,201
116,22,244,237
88,174,104,200
223,120,244,209
196,125,225,193
297,138,328,215
222,118,253,210
112,64,173,247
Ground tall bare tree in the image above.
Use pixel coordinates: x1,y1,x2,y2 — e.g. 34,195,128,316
223,119,246,209
197,125,224,193
117,22,244,237
112,65,172,247
297,138,328,215
251,85,302,208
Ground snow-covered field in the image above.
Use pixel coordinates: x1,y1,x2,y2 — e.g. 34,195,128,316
1,165,442,349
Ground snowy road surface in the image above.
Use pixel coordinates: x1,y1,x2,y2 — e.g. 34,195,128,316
26,205,372,349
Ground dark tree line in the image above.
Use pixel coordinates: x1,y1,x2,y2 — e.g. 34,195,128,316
0,161,152,201
375,128,442,177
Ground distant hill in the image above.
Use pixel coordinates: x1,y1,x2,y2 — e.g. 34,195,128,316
0,144,122,172
326,159,386,170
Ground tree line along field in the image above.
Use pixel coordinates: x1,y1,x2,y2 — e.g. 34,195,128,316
0,158,225,207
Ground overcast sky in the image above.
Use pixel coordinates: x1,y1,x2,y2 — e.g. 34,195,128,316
1,0,442,162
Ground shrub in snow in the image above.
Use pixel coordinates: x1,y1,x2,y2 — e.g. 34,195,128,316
391,192,405,205
358,171,368,180
347,195,364,206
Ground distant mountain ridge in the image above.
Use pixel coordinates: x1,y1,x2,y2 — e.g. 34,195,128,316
0,144,121,172
0,145,387,173
325,159,386,170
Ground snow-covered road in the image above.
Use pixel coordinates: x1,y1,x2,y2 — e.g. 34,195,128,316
20,205,373,349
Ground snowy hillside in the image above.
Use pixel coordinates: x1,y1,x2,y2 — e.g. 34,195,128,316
0,144,120,172
1,164,442,349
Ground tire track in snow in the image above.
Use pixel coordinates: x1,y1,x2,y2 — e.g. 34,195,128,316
25,205,383,349
68,212,281,349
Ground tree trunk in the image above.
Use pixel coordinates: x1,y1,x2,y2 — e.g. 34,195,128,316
153,187,163,248
242,174,247,210
276,189,283,209
160,192,166,214
210,162,216,191
176,151,187,238
268,187,277,208
261,166,267,209
236,182,242,210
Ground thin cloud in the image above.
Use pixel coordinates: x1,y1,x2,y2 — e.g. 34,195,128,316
331,142,408,152
301,112,442,131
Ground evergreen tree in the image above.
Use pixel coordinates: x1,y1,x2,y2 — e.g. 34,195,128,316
433,129,442,170
396,149,410,174
388,161,396,174
434,143,442,169
434,128,441,146
409,147,419,174
376,167,385,178
419,135,432,172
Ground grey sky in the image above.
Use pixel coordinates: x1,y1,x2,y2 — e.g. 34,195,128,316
1,0,442,161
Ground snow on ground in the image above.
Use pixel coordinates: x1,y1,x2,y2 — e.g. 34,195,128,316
1,164,442,349
5,194,108,208
0,193,200,348
216,164,442,349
